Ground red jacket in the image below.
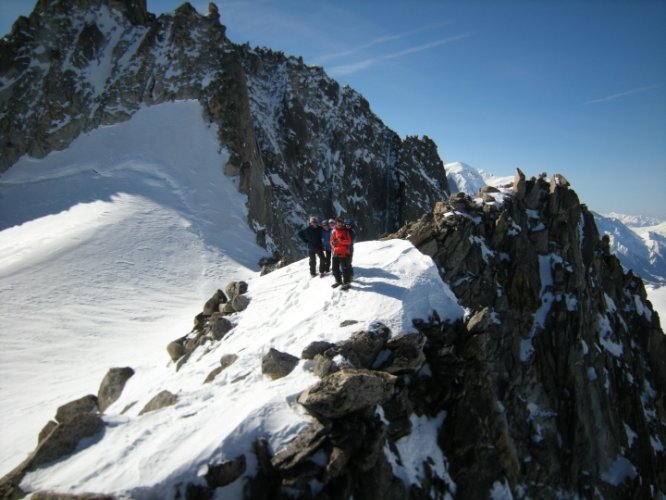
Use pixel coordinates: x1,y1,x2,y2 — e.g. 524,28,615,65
330,228,352,257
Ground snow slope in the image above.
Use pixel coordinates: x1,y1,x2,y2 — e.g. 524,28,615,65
0,100,464,496
20,238,463,497
445,161,513,196
0,101,266,477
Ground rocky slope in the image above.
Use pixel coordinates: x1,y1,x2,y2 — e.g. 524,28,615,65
383,169,665,498
0,0,448,259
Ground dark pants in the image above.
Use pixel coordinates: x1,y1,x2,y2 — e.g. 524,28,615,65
332,254,353,284
309,248,325,275
323,250,332,272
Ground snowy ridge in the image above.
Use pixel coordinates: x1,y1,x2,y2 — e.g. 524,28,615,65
21,239,463,497
0,101,466,496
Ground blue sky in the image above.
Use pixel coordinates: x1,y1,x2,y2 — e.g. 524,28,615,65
2,0,665,218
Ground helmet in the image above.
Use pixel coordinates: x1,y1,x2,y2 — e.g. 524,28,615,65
321,218,330,226
344,219,353,226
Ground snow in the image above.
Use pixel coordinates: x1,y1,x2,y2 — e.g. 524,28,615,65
386,411,455,496
645,284,666,329
601,456,638,486
0,100,464,495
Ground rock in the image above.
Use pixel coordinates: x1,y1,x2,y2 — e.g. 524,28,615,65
377,333,426,375
262,348,299,380
225,281,248,298
301,340,335,360
335,324,391,369
55,395,98,423
230,293,250,312
205,313,233,340
203,289,227,316
97,367,134,413
138,390,178,415
37,421,58,444
465,307,496,335
205,455,246,488
30,413,105,469
512,168,526,199
298,369,396,419
220,353,239,370
270,421,328,478
311,353,335,378
204,354,238,383
166,338,186,362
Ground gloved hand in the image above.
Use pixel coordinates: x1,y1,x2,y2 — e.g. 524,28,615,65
333,239,339,246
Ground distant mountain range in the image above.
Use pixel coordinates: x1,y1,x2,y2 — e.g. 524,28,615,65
446,161,666,286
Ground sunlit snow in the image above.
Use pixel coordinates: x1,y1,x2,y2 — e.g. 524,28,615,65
0,101,464,496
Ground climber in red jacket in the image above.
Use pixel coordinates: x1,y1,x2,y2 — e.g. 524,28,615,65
330,217,353,289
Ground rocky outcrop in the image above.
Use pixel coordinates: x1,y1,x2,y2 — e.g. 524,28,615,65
0,405,105,499
0,0,450,259
381,170,666,498
166,282,248,368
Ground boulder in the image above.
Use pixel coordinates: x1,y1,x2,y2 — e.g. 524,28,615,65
166,338,186,362
97,367,134,413
29,413,105,468
335,324,391,369
225,281,248,298
377,333,426,375
301,340,335,360
298,369,396,419
138,390,178,415
262,348,299,380
205,313,233,340
230,293,250,312
203,289,227,316
55,394,99,423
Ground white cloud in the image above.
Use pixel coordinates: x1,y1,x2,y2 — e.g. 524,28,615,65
584,83,662,105
328,33,473,76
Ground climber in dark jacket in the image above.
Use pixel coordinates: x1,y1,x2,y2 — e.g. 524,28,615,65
321,218,333,273
298,216,326,277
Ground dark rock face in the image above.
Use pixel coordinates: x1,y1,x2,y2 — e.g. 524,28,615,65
382,171,666,498
0,0,449,259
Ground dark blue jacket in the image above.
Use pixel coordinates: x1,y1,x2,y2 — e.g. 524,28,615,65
322,227,333,251
298,225,324,250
